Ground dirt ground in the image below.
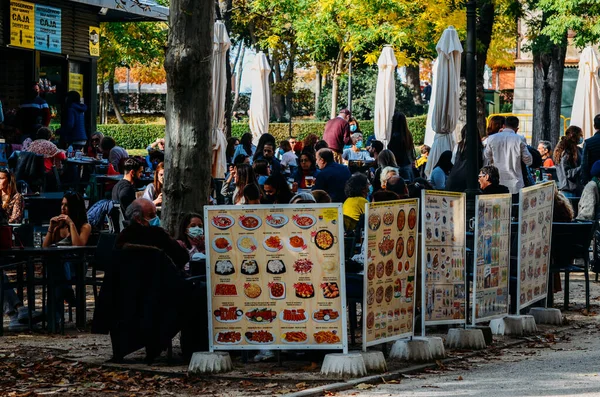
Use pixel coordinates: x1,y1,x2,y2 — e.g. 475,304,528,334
1,273,598,396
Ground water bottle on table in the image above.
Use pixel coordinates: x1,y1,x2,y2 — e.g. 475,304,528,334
34,232,42,248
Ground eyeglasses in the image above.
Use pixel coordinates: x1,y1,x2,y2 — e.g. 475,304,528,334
478,174,486,178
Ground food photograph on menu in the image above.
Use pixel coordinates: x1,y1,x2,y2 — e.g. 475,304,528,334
422,191,467,325
517,182,554,310
473,194,512,323
205,205,347,351
363,199,419,348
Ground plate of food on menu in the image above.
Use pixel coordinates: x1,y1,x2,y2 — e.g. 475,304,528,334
212,236,232,253
263,235,284,252
366,287,374,305
312,309,340,323
293,214,316,229
367,263,375,280
215,283,237,296
368,214,381,231
214,307,243,323
408,208,417,229
245,330,275,344
268,281,286,299
314,330,341,344
287,235,307,252
294,282,314,298
244,283,262,299
239,214,262,231
378,235,395,257
321,282,340,298
293,258,313,274
397,209,406,231
406,236,416,258
280,308,308,323
211,214,234,230
396,237,404,259
245,308,277,323
266,259,286,274
265,213,289,228
385,259,394,277
240,259,259,275
282,331,308,344
237,236,258,253
214,260,235,275
383,211,394,226
314,229,335,250
215,331,242,345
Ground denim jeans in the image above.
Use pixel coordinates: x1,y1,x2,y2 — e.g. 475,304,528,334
3,274,22,315
398,165,414,183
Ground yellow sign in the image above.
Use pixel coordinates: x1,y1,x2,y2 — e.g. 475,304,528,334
89,27,100,57
69,73,84,97
10,1,35,49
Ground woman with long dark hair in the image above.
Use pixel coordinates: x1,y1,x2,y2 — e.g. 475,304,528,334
302,134,319,155
292,151,319,190
554,125,584,197
446,125,483,192
225,137,239,165
262,174,293,204
232,163,258,205
0,169,23,224
387,112,416,182
428,150,453,190
176,212,205,261
232,133,255,164
43,191,91,247
371,149,397,192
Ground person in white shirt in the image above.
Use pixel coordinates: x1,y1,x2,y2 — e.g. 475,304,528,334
279,140,297,174
484,117,533,194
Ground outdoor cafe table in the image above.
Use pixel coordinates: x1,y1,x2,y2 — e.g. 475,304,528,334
23,192,64,225
0,246,95,333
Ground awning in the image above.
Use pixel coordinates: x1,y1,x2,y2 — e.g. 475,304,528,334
68,0,169,22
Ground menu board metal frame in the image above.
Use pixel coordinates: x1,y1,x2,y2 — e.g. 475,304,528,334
472,194,512,324
362,199,420,350
421,190,467,331
516,182,555,312
205,204,348,353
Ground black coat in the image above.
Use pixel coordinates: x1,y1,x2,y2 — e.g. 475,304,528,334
581,131,600,185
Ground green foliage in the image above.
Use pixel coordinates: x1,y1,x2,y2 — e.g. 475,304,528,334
316,66,425,120
96,124,165,150
539,0,600,47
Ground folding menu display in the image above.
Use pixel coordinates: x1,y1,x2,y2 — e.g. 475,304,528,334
205,204,347,352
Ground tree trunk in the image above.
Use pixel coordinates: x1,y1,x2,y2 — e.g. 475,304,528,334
219,0,233,137
108,74,126,124
476,0,495,137
163,0,214,234
232,46,245,111
532,41,566,147
330,50,345,119
405,64,422,105
315,67,321,117
272,51,286,122
284,43,296,121
99,83,105,124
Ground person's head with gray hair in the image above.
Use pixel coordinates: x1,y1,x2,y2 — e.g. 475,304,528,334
350,132,363,146
290,192,317,204
126,198,159,227
380,166,399,189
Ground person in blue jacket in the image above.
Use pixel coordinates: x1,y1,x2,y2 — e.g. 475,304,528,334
62,91,88,149
313,148,352,203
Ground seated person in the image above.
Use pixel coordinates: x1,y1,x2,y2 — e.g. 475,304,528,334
243,183,262,204
380,166,400,190
577,160,600,221
87,132,104,158
146,138,165,170
415,145,430,178
343,173,370,231
342,133,374,162
478,165,509,195
313,148,351,203
116,198,189,270
428,150,453,190
147,137,165,157
26,127,66,173
112,159,143,215
253,159,270,187
254,142,281,174
262,174,294,204
101,136,129,172
279,140,298,175
292,151,319,191
311,189,332,203
290,192,317,204
176,212,205,271
0,169,24,223
408,177,433,198
142,162,164,206
386,175,409,198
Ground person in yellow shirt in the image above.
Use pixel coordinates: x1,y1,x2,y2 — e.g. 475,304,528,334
343,173,370,231
415,144,430,178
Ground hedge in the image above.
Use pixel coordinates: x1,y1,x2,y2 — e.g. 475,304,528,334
96,115,427,150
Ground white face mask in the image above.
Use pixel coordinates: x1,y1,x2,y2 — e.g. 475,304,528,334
187,226,204,239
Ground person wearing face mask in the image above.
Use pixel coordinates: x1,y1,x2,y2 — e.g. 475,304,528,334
262,174,293,204
112,159,144,216
142,162,165,206
342,132,374,163
116,198,189,270
176,213,205,270
554,125,584,198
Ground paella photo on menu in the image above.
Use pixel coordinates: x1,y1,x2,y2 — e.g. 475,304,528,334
363,199,419,348
205,205,346,351
422,191,466,324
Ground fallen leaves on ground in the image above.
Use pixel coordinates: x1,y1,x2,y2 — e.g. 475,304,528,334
457,376,463,381
355,383,375,390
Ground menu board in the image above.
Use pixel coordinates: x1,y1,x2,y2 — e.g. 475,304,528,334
10,1,61,53
421,191,466,328
472,194,512,323
362,199,419,349
517,182,554,311
205,204,347,353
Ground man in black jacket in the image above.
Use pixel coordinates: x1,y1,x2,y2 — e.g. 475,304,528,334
581,114,600,185
479,165,510,195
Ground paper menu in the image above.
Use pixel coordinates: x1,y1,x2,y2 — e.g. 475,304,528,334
422,191,467,325
362,199,419,349
205,205,347,352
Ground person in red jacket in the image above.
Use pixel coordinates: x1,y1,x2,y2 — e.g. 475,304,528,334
323,108,352,163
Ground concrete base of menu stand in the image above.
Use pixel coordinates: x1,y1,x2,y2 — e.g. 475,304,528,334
529,307,563,325
489,315,538,336
188,352,233,375
522,315,538,334
389,338,432,362
469,326,494,346
351,350,387,373
445,328,486,350
321,353,367,378
413,336,446,359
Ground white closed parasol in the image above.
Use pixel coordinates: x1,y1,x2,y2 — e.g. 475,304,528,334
211,20,231,178
248,51,271,145
571,46,600,139
374,46,398,145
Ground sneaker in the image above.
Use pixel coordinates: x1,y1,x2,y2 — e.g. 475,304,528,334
8,315,28,332
253,350,275,362
17,307,43,324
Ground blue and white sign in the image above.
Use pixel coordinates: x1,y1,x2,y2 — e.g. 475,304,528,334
34,4,61,53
